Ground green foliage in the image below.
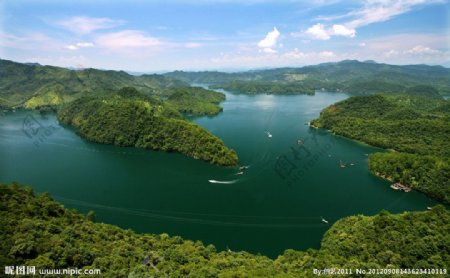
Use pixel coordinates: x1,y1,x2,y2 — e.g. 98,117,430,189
321,207,450,269
1,183,449,277
312,95,450,203
56,91,238,166
405,85,442,99
369,153,450,204
165,87,225,116
0,59,187,109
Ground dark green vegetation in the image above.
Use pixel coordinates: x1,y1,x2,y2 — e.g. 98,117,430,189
165,87,225,116
57,88,238,166
165,60,450,96
0,59,186,109
1,183,449,277
369,153,450,204
1,59,233,164
209,80,314,95
311,95,450,204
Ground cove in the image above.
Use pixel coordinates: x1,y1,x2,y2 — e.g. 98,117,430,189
0,91,437,258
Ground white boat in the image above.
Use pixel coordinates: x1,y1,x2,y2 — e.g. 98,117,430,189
208,179,237,184
265,131,272,138
236,171,244,175
321,216,329,224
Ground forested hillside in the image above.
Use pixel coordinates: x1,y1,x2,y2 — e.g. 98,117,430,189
56,88,238,166
1,183,448,277
165,60,450,96
165,87,225,116
0,59,187,109
311,95,450,204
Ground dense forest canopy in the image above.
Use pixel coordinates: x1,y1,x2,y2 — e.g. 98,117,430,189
56,88,238,166
311,95,450,204
1,183,448,277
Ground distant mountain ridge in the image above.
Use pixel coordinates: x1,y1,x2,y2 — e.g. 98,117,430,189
2,59,449,109
164,60,450,96
0,59,187,109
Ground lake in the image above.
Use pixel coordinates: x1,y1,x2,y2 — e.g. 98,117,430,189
0,91,437,258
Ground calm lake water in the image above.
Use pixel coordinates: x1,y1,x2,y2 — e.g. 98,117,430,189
0,91,437,258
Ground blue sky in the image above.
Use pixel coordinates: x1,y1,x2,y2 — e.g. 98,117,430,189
1,0,449,71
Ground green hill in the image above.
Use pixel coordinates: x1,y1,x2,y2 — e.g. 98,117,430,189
0,59,187,109
165,87,225,116
56,88,238,166
1,183,448,277
311,95,450,204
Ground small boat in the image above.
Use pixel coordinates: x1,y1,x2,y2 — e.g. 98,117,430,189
427,207,432,210
350,163,354,166
236,171,244,175
340,160,346,168
239,165,250,170
321,216,328,224
208,180,237,184
265,131,272,138
296,138,303,145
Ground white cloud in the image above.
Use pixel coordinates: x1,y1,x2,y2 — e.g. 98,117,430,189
65,42,95,51
65,45,78,50
305,23,330,40
56,16,124,35
345,0,442,29
262,47,277,54
318,51,335,57
404,45,440,55
0,32,62,51
304,0,443,40
384,49,400,57
77,42,94,47
285,48,306,59
332,24,355,37
258,27,280,53
95,30,162,50
210,48,342,68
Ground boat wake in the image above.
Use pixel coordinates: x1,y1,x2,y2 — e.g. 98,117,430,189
208,179,238,184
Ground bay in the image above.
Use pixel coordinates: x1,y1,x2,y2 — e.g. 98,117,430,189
0,91,437,258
